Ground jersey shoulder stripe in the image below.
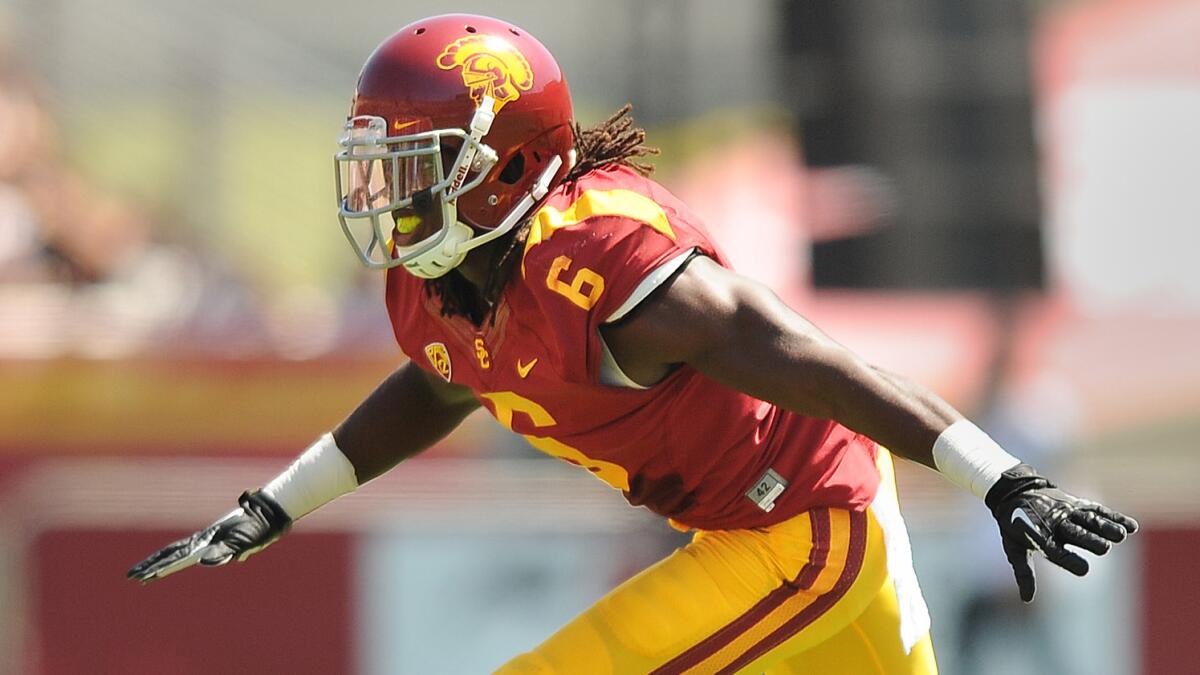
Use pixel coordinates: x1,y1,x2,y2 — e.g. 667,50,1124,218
522,188,676,278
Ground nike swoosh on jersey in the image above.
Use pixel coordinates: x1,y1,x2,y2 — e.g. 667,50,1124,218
517,358,538,378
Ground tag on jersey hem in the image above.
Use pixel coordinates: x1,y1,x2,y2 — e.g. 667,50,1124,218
746,468,788,512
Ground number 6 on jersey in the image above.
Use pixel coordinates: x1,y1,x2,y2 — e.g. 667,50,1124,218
547,255,605,310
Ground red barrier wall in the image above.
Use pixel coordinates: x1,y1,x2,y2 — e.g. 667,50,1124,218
1142,527,1200,675
27,530,355,675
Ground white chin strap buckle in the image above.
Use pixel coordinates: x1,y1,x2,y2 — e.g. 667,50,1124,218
403,220,473,279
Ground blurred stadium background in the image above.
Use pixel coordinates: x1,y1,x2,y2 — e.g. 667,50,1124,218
1,0,1197,673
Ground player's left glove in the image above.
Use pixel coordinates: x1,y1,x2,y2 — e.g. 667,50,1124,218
984,463,1138,603
126,490,292,584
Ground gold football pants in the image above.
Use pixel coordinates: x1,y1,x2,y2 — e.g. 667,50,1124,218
497,450,938,674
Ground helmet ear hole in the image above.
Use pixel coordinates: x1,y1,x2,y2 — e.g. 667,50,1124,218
498,152,525,185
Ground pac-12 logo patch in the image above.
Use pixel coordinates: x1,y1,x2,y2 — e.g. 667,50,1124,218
436,35,533,112
424,342,452,382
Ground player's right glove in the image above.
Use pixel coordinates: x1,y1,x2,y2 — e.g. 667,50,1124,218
984,463,1138,602
126,489,292,584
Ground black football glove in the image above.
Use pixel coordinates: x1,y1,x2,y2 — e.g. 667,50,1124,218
984,463,1138,602
126,490,292,584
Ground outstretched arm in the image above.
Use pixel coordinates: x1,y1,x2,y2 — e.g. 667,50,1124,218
603,256,957,468
602,255,1137,601
335,359,481,483
127,360,479,583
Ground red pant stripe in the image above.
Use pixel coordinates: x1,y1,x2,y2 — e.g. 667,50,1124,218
649,507,833,675
716,509,868,674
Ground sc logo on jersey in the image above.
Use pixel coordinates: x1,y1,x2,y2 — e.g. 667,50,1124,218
424,342,453,382
437,35,533,111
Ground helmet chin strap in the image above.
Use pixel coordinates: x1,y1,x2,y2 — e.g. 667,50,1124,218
401,95,565,280
457,153,564,254
401,218,473,279
403,153,564,279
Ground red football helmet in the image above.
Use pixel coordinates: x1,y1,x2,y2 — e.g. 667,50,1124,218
334,14,575,277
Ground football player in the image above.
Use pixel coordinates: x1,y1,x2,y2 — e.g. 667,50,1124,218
129,14,1137,674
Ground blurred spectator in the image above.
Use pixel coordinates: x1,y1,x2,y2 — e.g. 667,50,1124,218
24,166,150,285
0,62,207,358
0,65,54,283
954,293,1097,675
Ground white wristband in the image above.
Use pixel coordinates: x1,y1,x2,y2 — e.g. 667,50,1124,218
931,420,1021,500
262,432,359,520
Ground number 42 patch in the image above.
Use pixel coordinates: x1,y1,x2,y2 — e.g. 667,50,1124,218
746,468,788,512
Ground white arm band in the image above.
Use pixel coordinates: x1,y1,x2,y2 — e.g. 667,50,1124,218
931,420,1021,500
262,432,359,520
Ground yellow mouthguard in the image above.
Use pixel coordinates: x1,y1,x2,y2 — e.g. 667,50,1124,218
395,215,421,234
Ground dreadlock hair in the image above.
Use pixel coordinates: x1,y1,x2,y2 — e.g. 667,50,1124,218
565,103,660,182
426,104,660,326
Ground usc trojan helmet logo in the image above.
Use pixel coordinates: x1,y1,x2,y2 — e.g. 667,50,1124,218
424,342,453,382
436,35,534,112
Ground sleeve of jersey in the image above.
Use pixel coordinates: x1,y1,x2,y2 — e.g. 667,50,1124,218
521,206,717,383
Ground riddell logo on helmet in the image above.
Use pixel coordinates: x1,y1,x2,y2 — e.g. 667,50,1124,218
436,35,534,112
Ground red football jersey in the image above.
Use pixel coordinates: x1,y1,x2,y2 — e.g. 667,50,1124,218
385,165,880,530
